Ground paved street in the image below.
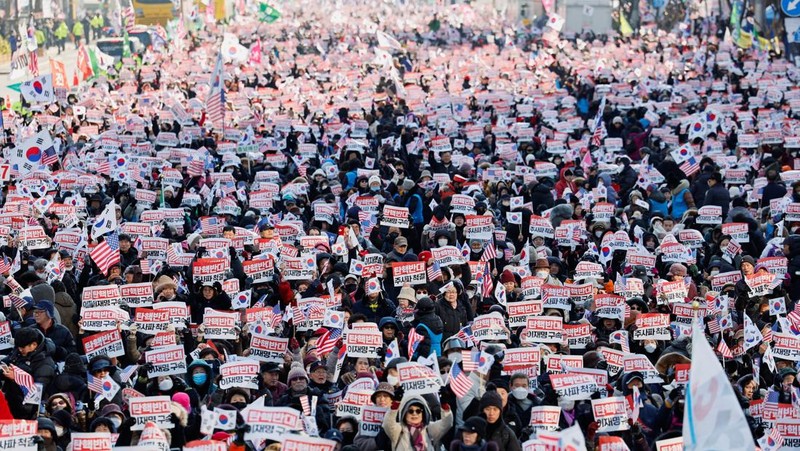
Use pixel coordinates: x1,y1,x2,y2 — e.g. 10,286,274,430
0,45,79,100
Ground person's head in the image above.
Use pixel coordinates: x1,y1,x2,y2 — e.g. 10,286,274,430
780,367,797,391
372,382,395,408
157,375,174,391
228,389,249,409
48,394,71,413
33,300,56,327
535,259,550,279
37,418,57,444
479,390,503,424
379,317,398,340
500,270,516,292
287,362,309,392
510,373,530,400
668,263,687,282
404,401,426,425
222,226,236,239
393,236,408,255
201,283,217,300
740,376,758,400
662,217,675,232
741,256,756,276
354,357,370,373
190,361,210,387
261,362,281,387
309,361,328,384
442,283,458,303
460,417,487,446
118,234,132,252
14,327,42,357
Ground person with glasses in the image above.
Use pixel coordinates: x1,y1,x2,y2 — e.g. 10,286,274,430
383,394,453,451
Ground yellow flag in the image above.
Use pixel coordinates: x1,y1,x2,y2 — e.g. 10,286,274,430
619,13,633,37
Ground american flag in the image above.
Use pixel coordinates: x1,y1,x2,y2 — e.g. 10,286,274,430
119,365,139,383
707,318,721,334
9,294,27,309
0,257,11,275
456,325,474,347
188,158,205,177
762,427,784,451
200,216,223,235
590,96,606,147
291,306,305,326
358,211,376,236
762,326,774,343
427,261,442,282
11,365,35,396
480,263,493,298
42,145,57,166
407,327,424,357
788,310,800,335
480,242,497,262
461,350,479,372
97,160,110,175
28,51,39,77
206,51,225,131
90,232,121,275
717,339,733,359
315,328,342,356
268,303,283,329
87,374,105,393
299,395,311,416
679,156,700,177
448,363,473,397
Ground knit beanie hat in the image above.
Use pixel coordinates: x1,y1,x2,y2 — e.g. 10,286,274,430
287,362,308,381
479,389,503,411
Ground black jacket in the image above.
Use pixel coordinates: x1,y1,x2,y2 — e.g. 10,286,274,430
435,299,469,342
2,334,57,418
762,181,788,207
36,322,76,362
483,416,522,451
704,184,731,219
412,310,444,359
276,386,332,433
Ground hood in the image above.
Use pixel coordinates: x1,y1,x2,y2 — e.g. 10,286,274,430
559,166,574,182
54,292,75,308
786,235,800,258
671,179,690,194
398,394,431,425
648,189,666,203
187,359,214,380
549,204,574,228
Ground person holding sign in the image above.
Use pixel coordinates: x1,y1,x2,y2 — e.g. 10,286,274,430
1,328,56,419
275,362,332,434
383,394,453,451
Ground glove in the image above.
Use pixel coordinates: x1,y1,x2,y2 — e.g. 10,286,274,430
391,400,400,410
441,403,450,411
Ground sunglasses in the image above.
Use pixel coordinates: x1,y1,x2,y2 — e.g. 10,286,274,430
630,306,642,311
407,408,423,414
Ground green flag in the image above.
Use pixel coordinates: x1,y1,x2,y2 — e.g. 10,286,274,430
258,2,281,23
123,31,132,59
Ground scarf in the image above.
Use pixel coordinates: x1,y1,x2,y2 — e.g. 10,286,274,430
408,423,426,451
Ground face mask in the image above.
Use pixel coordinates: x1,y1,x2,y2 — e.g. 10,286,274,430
559,399,575,411
438,238,449,247
193,373,208,386
448,352,462,363
55,425,64,436
370,186,380,193
595,230,605,238
231,401,247,410
416,294,426,301
387,375,399,386
644,343,657,353
341,431,356,445
511,387,528,400
536,270,549,278
466,289,476,298
158,378,173,391
344,284,357,293
110,417,122,429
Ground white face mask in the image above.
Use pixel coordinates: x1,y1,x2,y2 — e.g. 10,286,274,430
595,230,605,238
644,343,657,353
710,269,719,276
448,352,462,363
55,426,64,437
387,375,399,386
159,378,173,391
438,239,449,247
511,387,528,400
110,417,122,429
416,294,426,301
536,270,549,278
559,398,575,411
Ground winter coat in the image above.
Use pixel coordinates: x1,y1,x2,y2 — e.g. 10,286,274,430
412,310,444,359
704,183,731,219
36,321,77,362
276,386,332,433
449,440,500,451
383,394,453,451
54,292,78,340
435,299,469,342
2,333,57,418
483,416,521,451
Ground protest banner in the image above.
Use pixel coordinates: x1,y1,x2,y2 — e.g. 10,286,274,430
219,359,260,390
502,347,541,375
83,329,125,359
134,308,171,335
145,345,187,377
243,258,275,283
152,302,191,329
622,354,663,383
507,299,543,328
529,406,561,432
548,373,597,400
359,406,389,438
465,215,495,239
192,258,227,284
522,316,563,344
520,276,545,299
129,396,174,430
593,294,625,321
120,283,154,308
203,309,239,339
380,205,410,228
81,306,130,331
696,205,722,225
773,333,800,361
71,433,113,451
541,284,571,310
344,323,383,358
391,261,426,285
82,285,122,309
0,420,38,451
282,255,317,280
430,246,466,267
544,354,583,374
564,323,593,349
721,222,749,243
249,335,289,363
591,397,630,432
634,313,671,340
396,361,442,396
244,407,301,441
281,435,337,451
472,312,509,341
150,331,177,348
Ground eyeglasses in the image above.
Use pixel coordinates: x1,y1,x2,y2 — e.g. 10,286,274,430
630,306,642,311
407,408,423,414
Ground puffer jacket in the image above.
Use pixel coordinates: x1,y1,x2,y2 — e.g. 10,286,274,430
383,394,453,451
2,331,57,418
482,415,522,451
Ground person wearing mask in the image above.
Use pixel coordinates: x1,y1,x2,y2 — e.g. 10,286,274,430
186,359,217,406
383,395,453,450
507,373,539,428
32,300,76,362
435,282,469,342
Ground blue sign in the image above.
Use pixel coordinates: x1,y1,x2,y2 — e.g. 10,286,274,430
783,0,800,18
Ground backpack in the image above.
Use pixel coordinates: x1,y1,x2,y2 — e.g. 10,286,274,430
416,323,442,357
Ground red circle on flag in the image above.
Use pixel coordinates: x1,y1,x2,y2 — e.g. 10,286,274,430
26,147,41,162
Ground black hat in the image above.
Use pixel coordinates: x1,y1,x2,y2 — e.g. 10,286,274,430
479,390,503,411
415,296,435,313
260,362,281,373
460,416,487,438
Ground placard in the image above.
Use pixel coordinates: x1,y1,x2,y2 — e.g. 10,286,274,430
522,316,563,344
529,406,560,432
358,406,388,438
244,407,301,442
145,345,187,377
203,309,239,339
82,285,122,309
129,396,174,430
120,283,154,308
548,373,597,400
633,313,671,340
391,262,426,285
507,299,543,328
592,397,630,432
83,329,125,359
472,313,509,341
249,335,289,363
0,420,37,451
71,433,112,451
380,205,410,228
134,308,170,335
219,359,260,390
396,362,442,396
